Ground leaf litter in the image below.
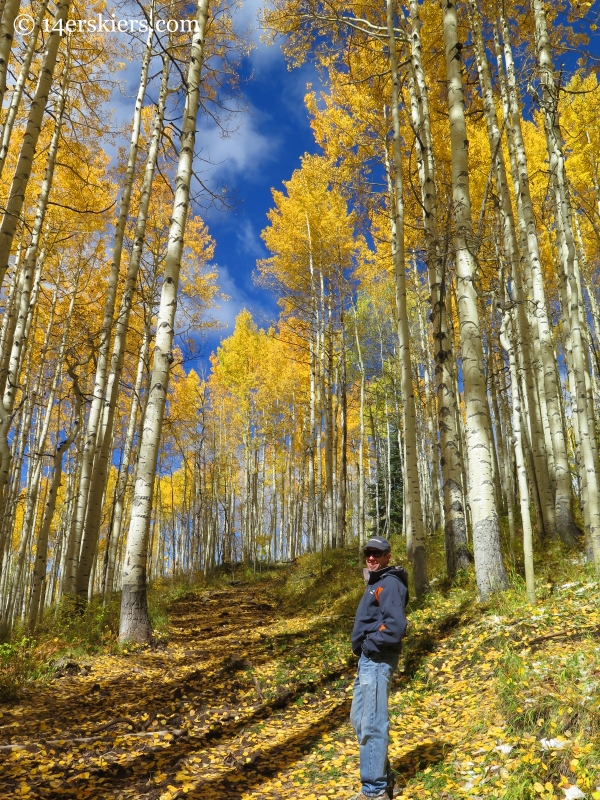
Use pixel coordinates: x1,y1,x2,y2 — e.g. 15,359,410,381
0,578,599,800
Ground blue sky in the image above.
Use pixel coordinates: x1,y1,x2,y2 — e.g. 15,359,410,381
106,2,322,375
107,1,600,377
189,2,322,373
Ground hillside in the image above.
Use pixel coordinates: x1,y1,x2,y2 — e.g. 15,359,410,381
0,547,599,800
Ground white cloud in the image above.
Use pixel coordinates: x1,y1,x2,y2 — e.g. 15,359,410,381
282,61,327,123
236,219,266,259
196,108,278,184
210,263,252,332
233,0,283,71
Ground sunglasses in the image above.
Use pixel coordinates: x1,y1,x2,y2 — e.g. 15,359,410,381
364,549,386,558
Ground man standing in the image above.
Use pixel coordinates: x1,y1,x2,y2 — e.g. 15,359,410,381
349,536,409,800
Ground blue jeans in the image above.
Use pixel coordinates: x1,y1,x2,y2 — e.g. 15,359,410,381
350,651,399,797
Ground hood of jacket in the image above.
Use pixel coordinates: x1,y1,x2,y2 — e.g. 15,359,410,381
362,565,409,601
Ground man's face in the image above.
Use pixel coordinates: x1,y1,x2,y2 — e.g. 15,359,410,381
364,548,391,572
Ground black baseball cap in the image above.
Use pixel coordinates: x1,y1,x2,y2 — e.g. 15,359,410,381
363,536,391,553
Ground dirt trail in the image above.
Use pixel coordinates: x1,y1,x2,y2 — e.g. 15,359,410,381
0,587,356,799
4,579,594,799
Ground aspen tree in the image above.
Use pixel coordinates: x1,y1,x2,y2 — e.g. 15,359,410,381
79,46,171,596
104,311,152,603
353,305,366,548
73,22,155,598
441,0,507,596
0,239,24,399
467,0,556,539
0,0,49,180
0,40,71,524
531,0,600,566
28,365,83,629
404,0,469,577
0,0,71,289
119,0,211,642
413,261,442,531
386,0,428,596
494,14,579,545
3,293,57,623
0,0,22,108
499,311,534,601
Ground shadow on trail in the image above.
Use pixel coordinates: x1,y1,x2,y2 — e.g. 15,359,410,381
176,698,353,800
392,740,450,788
83,662,350,791
401,600,473,679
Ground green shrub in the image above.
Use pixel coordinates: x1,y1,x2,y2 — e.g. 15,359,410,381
0,638,37,702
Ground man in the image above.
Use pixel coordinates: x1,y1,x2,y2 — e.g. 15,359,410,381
349,536,409,800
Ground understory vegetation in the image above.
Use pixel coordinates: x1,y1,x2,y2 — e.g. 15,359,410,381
1,535,598,799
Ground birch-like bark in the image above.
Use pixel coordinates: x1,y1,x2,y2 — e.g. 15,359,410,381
0,0,49,180
414,261,442,531
353,308,366,549
28,367,83,629
78,42,168,596
0,238,23,398
0,0,22,110
104,324,151,604
496,12,580,544
323,290,335,548
0,43,69,518
0,0,71,290
531,0,600,566
500,316,535,603
405,0,468,577
442,0,507,596
73,22,154,598
3,295,57,623
467,0,556,538
0,43,70,515
308,330,316,550
119,0,210,641
387,0,428,595
337,307,347,547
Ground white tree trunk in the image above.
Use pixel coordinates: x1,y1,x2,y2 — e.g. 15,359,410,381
28,366,83,629
495,12,579,544
0,33,69,515
0,0,49,179
0,0,71,289
468,0,556,540
119,0,211,642
73,23,155,598
104,322,151,604
531,0,600,567
405,0,469,577
0,0,22,110
500,316,535,603
386,0,428,595
79,43,169,595
442,0,507,597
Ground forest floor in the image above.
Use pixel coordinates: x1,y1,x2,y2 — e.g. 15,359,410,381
0,549,599,800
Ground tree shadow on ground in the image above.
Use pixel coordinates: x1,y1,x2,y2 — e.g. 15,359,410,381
177,698,353,800
80,661,350,789
399,598,473,680
391,740,450,788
